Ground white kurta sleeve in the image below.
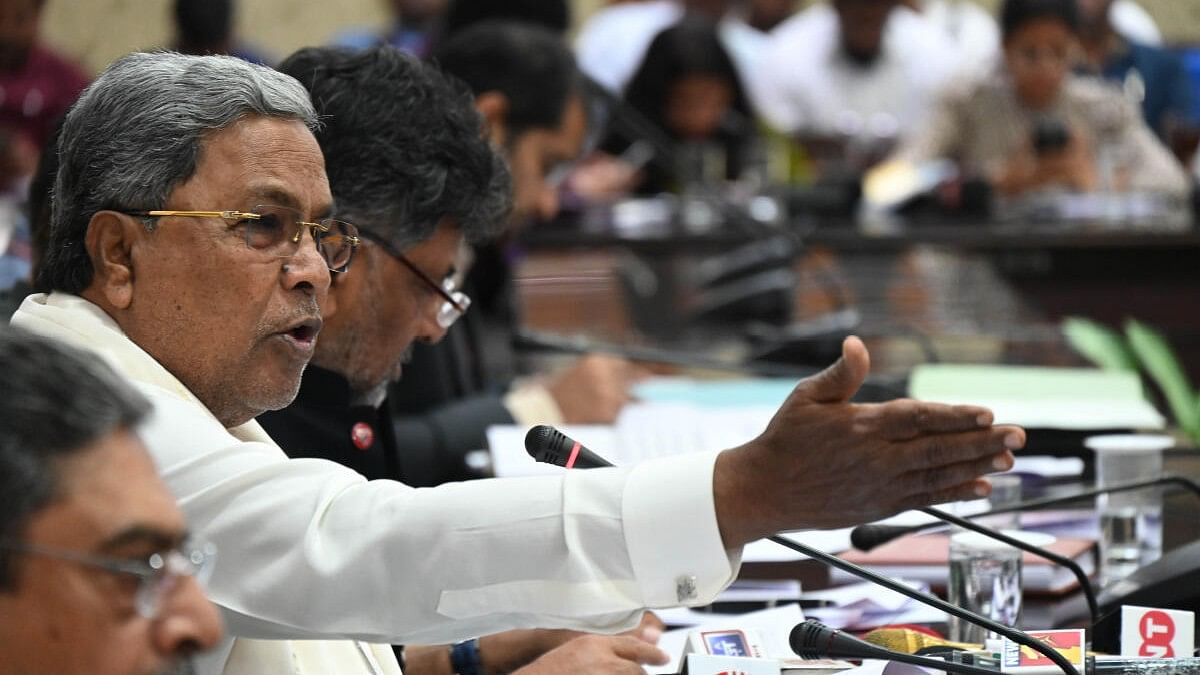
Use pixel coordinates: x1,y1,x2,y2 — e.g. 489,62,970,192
139,385,740,646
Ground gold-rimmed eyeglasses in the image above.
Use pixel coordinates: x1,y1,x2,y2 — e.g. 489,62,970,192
122,204,361,273
358,229,471,329
0,537,216,620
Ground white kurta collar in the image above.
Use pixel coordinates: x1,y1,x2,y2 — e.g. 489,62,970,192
10,292,273,445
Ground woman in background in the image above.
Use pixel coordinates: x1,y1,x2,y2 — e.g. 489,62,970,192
889,0,1187,199
599,14,756,195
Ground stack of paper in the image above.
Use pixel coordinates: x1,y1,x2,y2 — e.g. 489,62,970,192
908,365,1165,430
487,376,794,477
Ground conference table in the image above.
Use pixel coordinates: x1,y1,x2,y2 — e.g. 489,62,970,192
512,210,1200,631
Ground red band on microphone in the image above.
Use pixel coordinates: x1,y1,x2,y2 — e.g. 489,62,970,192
565,441,582,469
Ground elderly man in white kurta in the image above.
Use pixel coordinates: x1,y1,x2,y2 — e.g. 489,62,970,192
13,51,1023,675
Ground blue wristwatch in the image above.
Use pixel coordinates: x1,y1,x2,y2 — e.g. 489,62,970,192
449,638,483,675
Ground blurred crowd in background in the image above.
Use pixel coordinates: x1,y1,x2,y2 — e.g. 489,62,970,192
2,0,1199,304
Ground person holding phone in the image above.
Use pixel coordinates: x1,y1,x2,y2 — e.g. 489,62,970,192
887,0,1187,199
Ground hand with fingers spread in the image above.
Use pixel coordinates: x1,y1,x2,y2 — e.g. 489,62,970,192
512,634,670,675
713,336,1024,548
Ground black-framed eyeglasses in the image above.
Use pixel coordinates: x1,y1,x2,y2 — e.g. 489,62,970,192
0,538,216,619
122,204,361,273
358,229,471,329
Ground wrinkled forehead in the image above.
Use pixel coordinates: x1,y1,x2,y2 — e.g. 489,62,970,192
32,430,185,551
189,115,334,217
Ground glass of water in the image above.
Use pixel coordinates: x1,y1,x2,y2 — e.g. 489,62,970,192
1085,434,1172,586
947,531,1023,644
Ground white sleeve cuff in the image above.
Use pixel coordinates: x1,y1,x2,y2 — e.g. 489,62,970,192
621,450,741,607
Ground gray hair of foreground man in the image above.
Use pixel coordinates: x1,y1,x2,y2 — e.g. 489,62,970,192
38,51,319,294
0,327,150,589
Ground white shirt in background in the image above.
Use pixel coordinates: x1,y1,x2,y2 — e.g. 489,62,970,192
916,0,1001,78
748,4,962,137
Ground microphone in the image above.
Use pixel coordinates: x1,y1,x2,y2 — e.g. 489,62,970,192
851,475,1200,549
524,424,611,470
524,426,1082,675
790,620,995,675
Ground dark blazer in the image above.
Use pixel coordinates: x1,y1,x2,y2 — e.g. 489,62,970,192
258,365,402,481
263,246,522,486
386,243,522,485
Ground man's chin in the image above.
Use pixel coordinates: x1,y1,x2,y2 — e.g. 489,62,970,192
390,346,415,382
246,369,306,414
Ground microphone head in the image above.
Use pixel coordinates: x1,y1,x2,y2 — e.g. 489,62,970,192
524,425,614,469
790,620,834,659
524,424,571,466
791,619,894,662
850,524,912,552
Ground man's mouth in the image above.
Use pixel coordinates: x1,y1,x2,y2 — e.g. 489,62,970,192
278,318,322,351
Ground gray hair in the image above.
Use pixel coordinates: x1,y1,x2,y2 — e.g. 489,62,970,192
39,51,318,294
0,326,150,590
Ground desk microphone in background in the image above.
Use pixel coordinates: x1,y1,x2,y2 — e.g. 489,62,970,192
524,425,1082,675
849,475,1200,552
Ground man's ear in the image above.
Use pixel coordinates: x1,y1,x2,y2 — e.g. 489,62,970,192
83,211,141,310
474,91,510,147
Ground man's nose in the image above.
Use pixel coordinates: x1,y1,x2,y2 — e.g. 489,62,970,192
283,227,333,295
152,576,224,661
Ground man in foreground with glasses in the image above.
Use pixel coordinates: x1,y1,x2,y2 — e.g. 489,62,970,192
0,326,222,675
259,44,506,484
14,50,1021,675
259,46,669,674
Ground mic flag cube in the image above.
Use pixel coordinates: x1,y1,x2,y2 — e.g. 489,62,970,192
1121,606,1195,658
